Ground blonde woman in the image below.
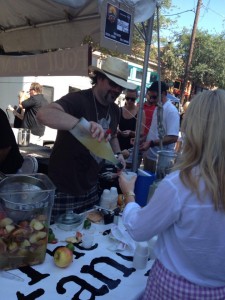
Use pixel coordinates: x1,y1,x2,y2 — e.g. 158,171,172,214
8,91,28,128
119,89,225,299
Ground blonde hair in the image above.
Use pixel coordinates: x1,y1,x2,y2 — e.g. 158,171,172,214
30,82,42,94
175,89,225,211
18,90,29,101
182,101,190,113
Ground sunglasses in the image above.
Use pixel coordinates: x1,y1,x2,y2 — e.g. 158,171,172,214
107,78,124,90
149,95,158,100
125,97,136,102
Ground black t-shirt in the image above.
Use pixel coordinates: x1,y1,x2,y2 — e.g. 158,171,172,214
0,109,24,173
22,94,48,136
13,107,23,128
118,107,137,150
49,89,120,195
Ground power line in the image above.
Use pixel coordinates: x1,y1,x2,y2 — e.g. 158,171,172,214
164,9,195,17
202,3,225,19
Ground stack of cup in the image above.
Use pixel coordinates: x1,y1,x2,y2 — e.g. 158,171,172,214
133,241,149,270
100,189,111,209
110,187,118,209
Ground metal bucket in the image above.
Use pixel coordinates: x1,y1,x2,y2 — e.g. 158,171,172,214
155,150,178,179
17,128,30,146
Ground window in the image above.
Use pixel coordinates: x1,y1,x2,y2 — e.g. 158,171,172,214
136,68,143,80
42,85,54,103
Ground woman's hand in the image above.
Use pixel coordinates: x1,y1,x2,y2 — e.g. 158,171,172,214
118,172,137,195
7,105,14,112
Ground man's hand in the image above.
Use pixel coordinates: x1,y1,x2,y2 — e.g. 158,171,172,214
117,153,126,170
139,141,151,151
89,121,105,142
120,130,133,137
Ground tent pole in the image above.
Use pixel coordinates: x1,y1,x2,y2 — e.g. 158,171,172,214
156,2,164,150
131,14,155,172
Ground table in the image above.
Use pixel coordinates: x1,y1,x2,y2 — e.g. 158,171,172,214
1,218,153,300
19,143,52,174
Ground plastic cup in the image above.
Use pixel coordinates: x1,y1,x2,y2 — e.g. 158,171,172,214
122,171,137,181
82,229,95,248
133,242,149,269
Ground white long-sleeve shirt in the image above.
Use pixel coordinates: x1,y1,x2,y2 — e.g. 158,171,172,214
122,169,225,287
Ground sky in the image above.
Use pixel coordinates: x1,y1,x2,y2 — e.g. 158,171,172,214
161,0,225,38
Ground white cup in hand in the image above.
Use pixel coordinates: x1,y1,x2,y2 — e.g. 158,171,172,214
122,171,137,181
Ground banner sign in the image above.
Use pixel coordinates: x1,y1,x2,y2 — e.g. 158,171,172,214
0,46,89,77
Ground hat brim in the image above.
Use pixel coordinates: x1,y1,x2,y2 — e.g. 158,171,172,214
88,65,137,90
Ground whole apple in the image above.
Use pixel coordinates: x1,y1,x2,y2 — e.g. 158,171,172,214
54,246,73,268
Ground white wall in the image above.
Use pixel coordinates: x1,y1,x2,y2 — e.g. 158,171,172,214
0,75,92,143
0,75,91,109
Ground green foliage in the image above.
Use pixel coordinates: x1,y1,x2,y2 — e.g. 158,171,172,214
173,30,225,89
83,1,225,90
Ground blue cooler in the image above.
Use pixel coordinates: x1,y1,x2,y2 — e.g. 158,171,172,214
134,169,155,206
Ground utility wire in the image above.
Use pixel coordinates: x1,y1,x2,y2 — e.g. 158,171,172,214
164,9,195,17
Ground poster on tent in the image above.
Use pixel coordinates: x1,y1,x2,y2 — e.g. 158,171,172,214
100,0,134,54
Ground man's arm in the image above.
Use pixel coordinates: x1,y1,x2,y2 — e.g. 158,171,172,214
37,102,78,130
37,102,106,142
110,135,126,167
140,135,178,151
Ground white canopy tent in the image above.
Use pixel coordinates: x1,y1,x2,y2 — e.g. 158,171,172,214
0,0,155,54
0,0,157,170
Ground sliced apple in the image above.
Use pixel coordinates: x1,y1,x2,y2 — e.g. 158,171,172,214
0,217,13,228
8,241,18,252
20,239,31,248
30,219,44,231
29,231,47,244
5,224,15,233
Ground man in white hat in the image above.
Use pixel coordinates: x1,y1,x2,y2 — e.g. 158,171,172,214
37,56,136,222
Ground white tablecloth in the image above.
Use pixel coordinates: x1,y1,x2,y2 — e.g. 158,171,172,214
1,218,153,300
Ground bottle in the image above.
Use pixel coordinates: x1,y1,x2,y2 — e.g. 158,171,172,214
100,189,111,209
70,117,123,169
110,187,118,209
133,241,149,270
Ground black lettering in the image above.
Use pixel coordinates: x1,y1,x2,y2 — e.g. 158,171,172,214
81,256,135,290
17,288,44,300
116,252,133,262
19,266,49,285
56,275,108,299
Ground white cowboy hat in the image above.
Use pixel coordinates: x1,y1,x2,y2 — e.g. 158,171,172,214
88,56,137,90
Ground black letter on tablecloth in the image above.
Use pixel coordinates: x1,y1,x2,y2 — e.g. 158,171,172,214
16,288,44,300
56,275,109,299
18,266,49,285
81,256,135,290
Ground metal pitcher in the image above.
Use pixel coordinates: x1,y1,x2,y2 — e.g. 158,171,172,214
155,150,178,180
17,128,30,146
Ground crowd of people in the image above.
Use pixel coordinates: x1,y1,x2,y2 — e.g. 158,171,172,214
119,89,225,299
1,55,225,298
